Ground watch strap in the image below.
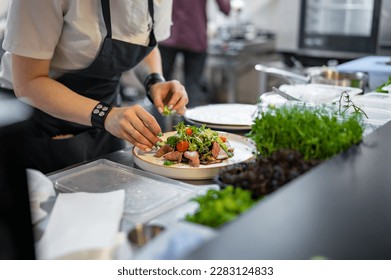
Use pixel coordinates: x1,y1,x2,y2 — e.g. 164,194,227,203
144,73,166,103
91,102,113,129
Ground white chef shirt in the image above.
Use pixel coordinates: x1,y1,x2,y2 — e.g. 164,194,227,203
0,0,173,89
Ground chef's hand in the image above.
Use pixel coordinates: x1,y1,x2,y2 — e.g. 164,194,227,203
104,104,162,151
149,80,189,115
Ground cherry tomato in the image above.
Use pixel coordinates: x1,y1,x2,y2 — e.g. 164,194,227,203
219,136,227,142
185,127,193,136
176,140,189,152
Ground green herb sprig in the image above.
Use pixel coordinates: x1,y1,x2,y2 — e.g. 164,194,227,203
337,91,368,119
162,105,174,116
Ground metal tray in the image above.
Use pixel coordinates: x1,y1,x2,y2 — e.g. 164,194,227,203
49,159,199,224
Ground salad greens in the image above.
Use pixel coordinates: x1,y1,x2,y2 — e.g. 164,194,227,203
164,122,233,161
246,104,364,160
185,186,258,228
162,105,174,116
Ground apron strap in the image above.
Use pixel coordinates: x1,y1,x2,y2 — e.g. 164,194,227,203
100,0,155,40
148,0,155,25
147,0,157,46
101,0,112,39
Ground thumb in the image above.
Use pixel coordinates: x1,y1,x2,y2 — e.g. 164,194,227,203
150,85,165,114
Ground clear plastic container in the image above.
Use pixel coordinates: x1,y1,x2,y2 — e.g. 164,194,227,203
351,92,391,111
50,159,199,224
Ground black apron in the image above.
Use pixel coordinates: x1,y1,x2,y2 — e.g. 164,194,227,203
24,0,157,174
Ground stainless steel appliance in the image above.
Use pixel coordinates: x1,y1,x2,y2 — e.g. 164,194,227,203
276,0,389,64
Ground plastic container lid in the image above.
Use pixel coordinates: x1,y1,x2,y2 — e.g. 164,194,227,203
51,159,199,224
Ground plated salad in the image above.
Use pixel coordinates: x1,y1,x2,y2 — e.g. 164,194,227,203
154,122,234,167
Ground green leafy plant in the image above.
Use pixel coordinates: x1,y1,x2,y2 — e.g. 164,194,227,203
375,75,391,93
246,104,364,160
185,186,258,228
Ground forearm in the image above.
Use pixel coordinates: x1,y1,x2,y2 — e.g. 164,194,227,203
19,78,98,126
12,55,98,126
133,46,164,84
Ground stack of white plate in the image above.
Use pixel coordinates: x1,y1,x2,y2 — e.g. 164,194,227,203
184,103,258,131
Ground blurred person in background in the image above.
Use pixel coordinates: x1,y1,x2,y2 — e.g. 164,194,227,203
159,0,230,108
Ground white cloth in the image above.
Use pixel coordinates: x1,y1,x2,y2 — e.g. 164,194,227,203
26,169,56,224
36,190,125,260
0,0,173,88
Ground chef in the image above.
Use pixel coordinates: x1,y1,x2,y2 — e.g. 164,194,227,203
0,0,188,173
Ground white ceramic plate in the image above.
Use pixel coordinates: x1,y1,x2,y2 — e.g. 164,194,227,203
133,131,256,180
185,118,252,131
184,103,257,130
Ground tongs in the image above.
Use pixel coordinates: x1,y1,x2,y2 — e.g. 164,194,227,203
272,87,301,102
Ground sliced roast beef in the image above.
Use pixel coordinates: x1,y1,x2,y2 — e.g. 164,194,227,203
211,141,220,159
216,147,229,160
163,151,183,162
184,151,200,167
211,141,229,160
154,144,173,157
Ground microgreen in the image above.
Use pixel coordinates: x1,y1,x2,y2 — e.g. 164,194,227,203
246,103,364,160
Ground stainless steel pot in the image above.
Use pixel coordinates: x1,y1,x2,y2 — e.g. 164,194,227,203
255,64,369,93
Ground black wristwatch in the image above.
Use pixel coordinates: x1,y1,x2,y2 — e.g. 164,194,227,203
91,102,113,129
144,73,166,103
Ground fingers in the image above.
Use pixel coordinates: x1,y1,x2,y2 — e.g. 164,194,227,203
126,128,157,152
151,80,189,116
168,82,189,114
164,81,186,107
175,105,187,115
105,105,162,151
128,110,161,146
